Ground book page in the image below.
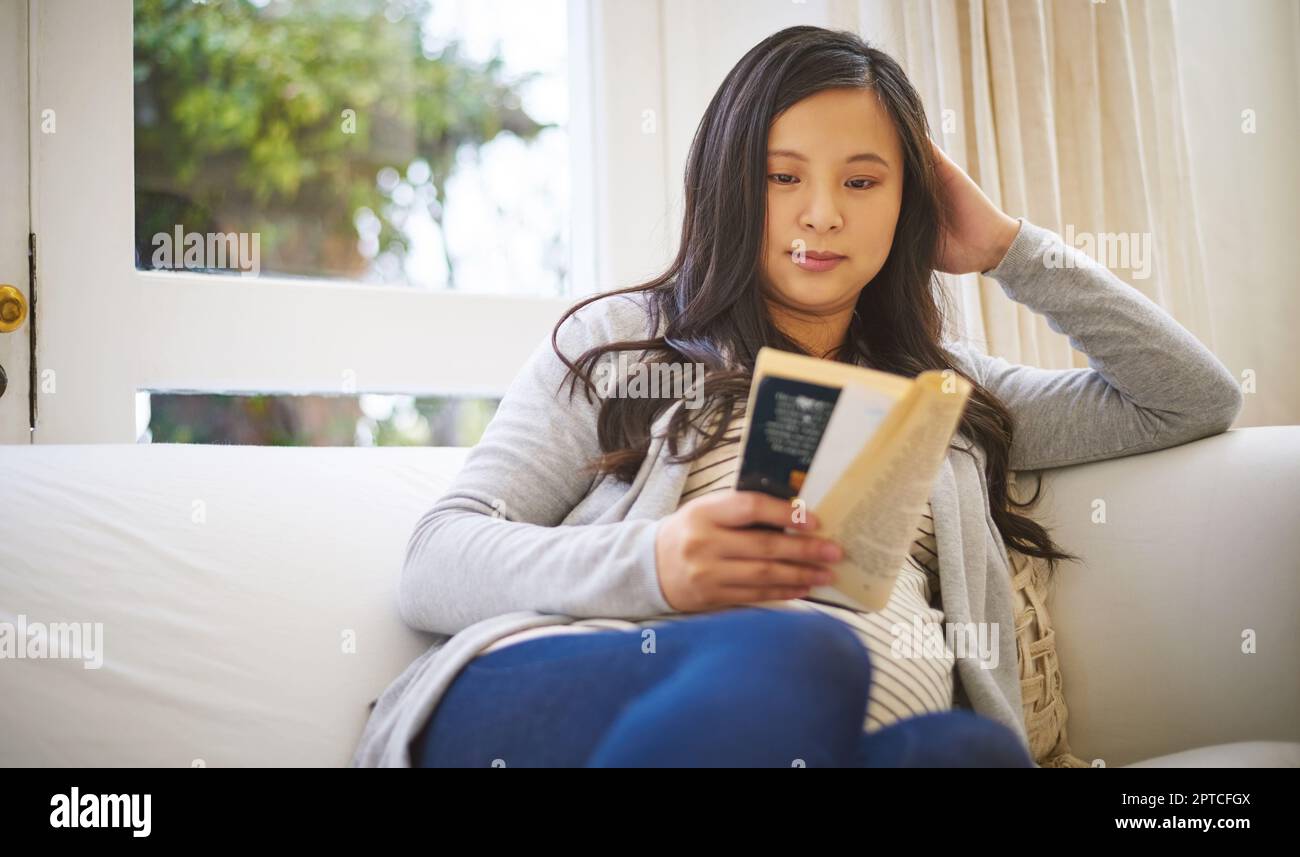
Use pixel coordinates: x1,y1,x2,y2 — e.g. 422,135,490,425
798,381,895,509
807,374,971,612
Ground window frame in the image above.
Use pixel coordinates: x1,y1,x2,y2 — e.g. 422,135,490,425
31,0,634,443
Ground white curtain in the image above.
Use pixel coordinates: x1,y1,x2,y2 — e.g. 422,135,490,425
852,0,1215,368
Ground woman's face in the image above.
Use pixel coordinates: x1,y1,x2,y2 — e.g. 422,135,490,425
760,87,905,318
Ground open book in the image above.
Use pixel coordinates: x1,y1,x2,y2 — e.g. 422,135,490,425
733,347,973,612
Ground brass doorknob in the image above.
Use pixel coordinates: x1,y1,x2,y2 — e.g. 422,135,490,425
0,284,27,333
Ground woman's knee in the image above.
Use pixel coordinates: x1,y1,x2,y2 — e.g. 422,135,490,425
879,710,1035,767
772,610,869,664
702,608,872,687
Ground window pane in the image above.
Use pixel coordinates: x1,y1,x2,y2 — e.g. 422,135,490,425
133,0,569,295
140,392,500,447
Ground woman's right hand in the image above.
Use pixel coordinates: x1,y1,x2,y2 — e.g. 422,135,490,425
654,489,843,612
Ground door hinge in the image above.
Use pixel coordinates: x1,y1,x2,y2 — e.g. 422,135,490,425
28,231,36,434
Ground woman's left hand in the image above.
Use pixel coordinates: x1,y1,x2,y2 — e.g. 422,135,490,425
930,140,1022,276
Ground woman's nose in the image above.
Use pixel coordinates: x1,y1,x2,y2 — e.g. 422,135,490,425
800,185,844,233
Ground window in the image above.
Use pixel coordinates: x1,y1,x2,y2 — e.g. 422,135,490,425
122,0,570,446
30,0,603,443
133,0,570,296
140,391,499,446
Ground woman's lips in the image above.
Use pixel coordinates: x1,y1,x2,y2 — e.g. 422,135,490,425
789,250,846,273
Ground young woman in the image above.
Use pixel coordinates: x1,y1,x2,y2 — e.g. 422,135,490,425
352,26,1242,768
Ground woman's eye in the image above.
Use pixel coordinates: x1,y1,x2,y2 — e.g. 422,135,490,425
766,174,876,188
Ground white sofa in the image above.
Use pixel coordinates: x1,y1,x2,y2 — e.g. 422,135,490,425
1,427,1297,767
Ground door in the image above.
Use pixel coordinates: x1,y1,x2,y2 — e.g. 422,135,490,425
27,0,604,444
0,0,31,443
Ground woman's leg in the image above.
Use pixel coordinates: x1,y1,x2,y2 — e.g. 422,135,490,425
412,608,874,768
855,709,1036,767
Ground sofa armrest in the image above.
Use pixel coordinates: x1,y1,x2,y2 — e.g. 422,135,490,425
1023,426,1300,766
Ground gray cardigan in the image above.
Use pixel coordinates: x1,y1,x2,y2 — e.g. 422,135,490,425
351,219,1243,767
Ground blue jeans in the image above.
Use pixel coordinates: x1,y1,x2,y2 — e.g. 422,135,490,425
412,607,1034,768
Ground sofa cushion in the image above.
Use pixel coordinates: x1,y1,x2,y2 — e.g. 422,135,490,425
1124,741,1300,767
0,443,468,766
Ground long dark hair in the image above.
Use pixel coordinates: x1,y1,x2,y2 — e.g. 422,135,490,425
551,26,1078,573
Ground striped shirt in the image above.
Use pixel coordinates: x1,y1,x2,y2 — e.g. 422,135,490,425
479,405,956,733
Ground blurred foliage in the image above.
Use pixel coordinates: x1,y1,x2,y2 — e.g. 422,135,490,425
134,0,551,282
147,393,500,446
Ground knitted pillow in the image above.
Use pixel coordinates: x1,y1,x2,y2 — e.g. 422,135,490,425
1009,547,1093,767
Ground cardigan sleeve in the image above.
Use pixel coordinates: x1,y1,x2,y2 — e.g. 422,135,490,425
398,293,674,636
945,218,1244,472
